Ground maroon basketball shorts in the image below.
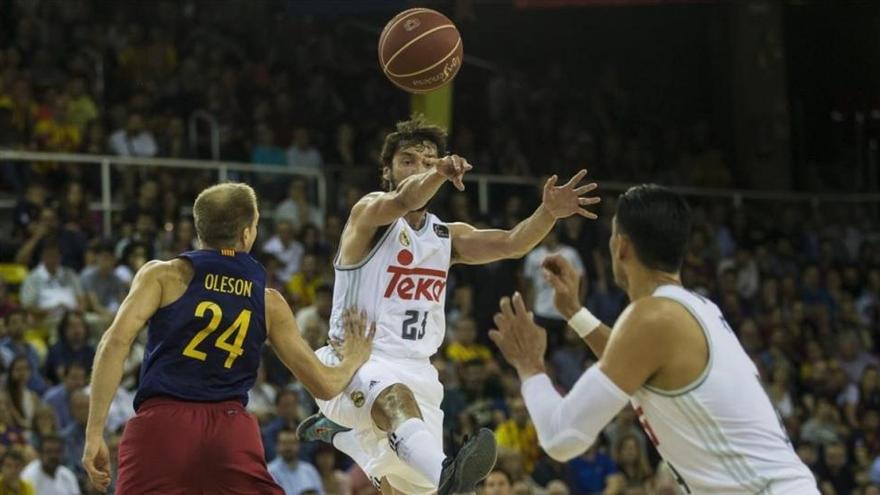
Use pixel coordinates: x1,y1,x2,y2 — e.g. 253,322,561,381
116,397,283,494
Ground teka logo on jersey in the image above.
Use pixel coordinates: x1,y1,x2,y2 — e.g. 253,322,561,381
384,249,447,302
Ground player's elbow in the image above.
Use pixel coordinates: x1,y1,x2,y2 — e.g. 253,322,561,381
540,432,594,462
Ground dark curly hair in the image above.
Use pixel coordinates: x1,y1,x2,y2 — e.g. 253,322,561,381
378,115,448,191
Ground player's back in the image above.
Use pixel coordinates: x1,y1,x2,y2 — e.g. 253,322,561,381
631,285,817,494
134,249,267,410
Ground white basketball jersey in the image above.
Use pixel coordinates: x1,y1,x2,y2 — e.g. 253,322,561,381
329,213,451,360
630,285,818,495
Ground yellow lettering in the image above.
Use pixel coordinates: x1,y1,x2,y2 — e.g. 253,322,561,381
204,274,253,297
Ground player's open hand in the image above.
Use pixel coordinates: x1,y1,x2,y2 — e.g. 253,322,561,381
429,154,472,191
82,436,112,492
489,292,548,379
338,308,376,366
541,169,600,220
542,254,583,320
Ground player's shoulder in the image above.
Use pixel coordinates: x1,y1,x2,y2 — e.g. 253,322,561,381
616,296,689,340
133,258,193,286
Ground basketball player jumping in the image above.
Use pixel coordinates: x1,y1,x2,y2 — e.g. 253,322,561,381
489,184,819,494
297,116,600,495
81,183,376,494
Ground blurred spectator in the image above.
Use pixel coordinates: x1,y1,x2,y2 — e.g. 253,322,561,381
314,445,351,495
286,252,326,308
495,397,539,474
0,309,46,394
0,282,17,320
108,113,157,157
80,242,126,316
5,356,43,428
251,123,286,166
838,332,879,384
268,429,324,495
19,241,85,319
523,229,585,336
0,450,35,495
815,441,856,495
27,412,57,453
568,443,617,495
445,317,492,365
296,284,333,350
44,311,95,384
64,78,97,132
483,469,513,495
262,389,305,462
286,127,323,169
60,390,89,484
0,392,30,454
42,362,87,430
21,433,79,495
263,220,304,283
275,179,324,231
247,364,277,424
604,433,654,494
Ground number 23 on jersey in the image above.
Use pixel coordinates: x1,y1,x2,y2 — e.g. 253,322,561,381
182,300,251,368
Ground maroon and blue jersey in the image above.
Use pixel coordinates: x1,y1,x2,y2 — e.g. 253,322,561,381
134,249,268,410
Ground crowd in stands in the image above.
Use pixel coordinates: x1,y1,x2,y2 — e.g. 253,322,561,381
0,1,878,495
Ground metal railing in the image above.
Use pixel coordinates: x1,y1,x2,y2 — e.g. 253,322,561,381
1,150,878,239
0,151,327,237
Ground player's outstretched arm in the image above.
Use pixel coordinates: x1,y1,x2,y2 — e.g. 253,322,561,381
266,289,375,400
542,254,612,358
84,260,164,493
488,292,668,462
449,170,599,265
350,154,472,229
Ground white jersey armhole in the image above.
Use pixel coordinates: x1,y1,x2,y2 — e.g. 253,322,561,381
642,294,715,397
334,222,397,271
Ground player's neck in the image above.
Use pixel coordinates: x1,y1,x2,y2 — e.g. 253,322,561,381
404,210,428,230
625,267,681,301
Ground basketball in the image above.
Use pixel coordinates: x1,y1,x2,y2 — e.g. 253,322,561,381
378,8,463,94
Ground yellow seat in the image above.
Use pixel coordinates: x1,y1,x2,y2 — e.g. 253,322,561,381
0,263,28,285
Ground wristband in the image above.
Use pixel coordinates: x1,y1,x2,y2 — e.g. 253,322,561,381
568,307,601,338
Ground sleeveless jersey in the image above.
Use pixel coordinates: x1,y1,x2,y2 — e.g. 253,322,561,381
329,213,451,360
134,250,268,410
630,285,817,494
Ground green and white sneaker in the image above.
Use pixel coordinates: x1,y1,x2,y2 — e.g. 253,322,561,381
296,412,351,444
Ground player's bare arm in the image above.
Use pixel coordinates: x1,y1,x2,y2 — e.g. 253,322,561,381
542,253,612,357
449,170,599,265
339,153,471,265
83,259,171,492
266,288,375,400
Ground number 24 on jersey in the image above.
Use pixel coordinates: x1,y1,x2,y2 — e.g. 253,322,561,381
182,301,251,368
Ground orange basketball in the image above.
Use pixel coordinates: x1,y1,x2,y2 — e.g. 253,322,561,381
378,8,463,94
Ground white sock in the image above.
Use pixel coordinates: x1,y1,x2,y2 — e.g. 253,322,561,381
331,429,359,458
388,418,445,487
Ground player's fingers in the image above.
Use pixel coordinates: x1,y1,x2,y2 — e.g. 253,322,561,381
542,268,565,290
579,197,601,206
488,330,503,346
462,160,474,172
453,176,466,191
563,169,588,189
543,175,557,194
573,182,598,195
512,292,530,319
367,322,377,341
493,312,508,330
499,296,515,319
577,208,598,220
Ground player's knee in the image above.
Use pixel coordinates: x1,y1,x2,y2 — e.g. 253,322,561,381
372,383,420,430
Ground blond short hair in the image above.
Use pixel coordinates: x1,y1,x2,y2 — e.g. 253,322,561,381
192,183,258,248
